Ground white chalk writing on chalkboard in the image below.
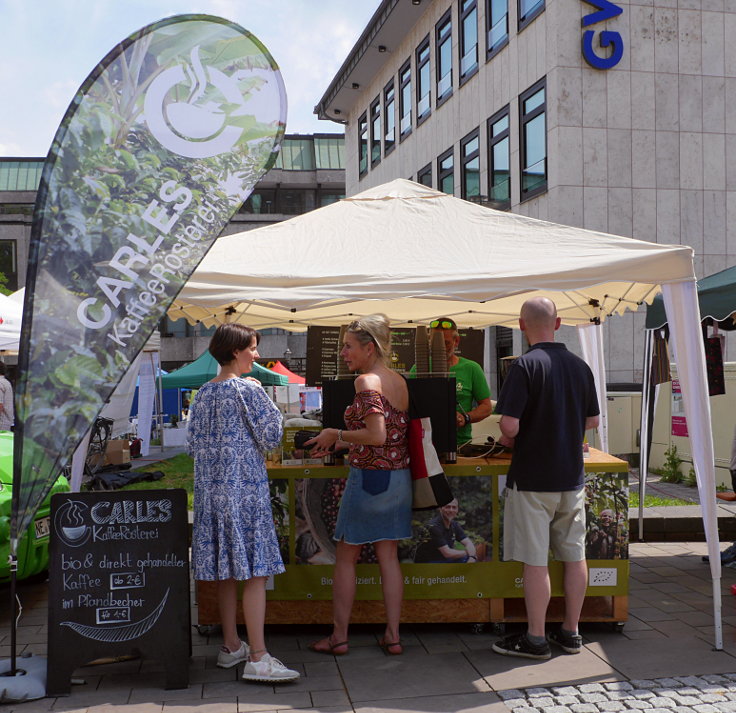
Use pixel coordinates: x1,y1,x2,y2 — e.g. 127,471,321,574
61,588,169,642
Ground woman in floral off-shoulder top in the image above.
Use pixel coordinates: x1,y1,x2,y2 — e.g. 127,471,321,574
307,314,410,656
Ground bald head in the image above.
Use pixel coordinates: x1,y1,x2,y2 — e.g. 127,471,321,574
519,297,560,343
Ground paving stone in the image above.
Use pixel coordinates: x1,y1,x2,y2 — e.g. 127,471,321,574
632,681,659,689
606,683,636,692
571,705,599,713
671,707,696,713
598,702,627,711
679,678,709,688
632,690,657,699
545,707,572,713
499,689,526,700
626,701,654,709
527,688,552,698
715,703,736,712
701,696,728,703
579,684,607,693
557,696,580,705
553,687,581,696
649,697,678,708
527,696,554,708
580,693,609,703
503,698,531,708
692,706,720,713
676,697,705,706
657,679,685,688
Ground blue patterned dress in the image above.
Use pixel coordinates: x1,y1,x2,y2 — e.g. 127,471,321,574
187,377,285,581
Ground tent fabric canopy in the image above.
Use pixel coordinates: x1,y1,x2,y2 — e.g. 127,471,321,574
169,179,696,331
161,350,288,389
269,360,305,384
646,265,736,329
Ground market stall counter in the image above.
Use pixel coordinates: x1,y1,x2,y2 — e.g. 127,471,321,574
196,448,629,628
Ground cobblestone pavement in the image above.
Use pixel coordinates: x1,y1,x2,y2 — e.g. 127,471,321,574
499,674,736,713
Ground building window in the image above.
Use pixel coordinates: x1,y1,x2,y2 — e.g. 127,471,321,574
384,80,396,155
0,240,17,292
370,97,381,167
417,163,433,187
277,189,306,215
399,60,412,139
488,106,511,207
239,189,275,214
519,79,547,200
487,0,509,58
436,12,453,105
438,148,454,195
460,0,478,83
416,37,431,124
461,129,480,200
519,0,544,30
318,192,344,207
358,112,368,176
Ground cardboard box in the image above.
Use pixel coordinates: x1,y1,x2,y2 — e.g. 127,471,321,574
104,439,130,466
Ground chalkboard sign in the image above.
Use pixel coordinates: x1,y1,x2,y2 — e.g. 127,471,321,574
47,489,190,695
306,326,341,386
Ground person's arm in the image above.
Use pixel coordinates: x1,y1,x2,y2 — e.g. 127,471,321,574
436,544,469,560
498,414,519,448
467,397,492,424
309,374,386,455
460,536,477,561
585,415,600,431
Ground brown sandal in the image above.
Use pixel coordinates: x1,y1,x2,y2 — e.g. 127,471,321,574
308,636,349,656
378,637,403,655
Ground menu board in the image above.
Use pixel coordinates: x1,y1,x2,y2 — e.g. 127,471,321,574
46,489,190,695
306,326,341,386
387,327,415,372
456,328,484,366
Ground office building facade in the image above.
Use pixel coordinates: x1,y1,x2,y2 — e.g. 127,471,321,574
315,0,735,386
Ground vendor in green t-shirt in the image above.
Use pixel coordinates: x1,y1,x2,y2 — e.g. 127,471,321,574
410,317,492,446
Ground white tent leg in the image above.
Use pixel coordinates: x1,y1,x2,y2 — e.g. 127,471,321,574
662,282,721,651
638,329,653,541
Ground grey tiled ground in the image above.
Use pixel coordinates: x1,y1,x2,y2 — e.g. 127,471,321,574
3,540,736,712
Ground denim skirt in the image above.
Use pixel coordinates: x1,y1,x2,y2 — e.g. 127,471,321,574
333,466,412,544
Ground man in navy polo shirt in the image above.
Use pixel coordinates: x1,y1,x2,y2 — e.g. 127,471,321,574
492,297,600,660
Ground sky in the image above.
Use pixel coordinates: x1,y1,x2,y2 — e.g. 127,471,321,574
0,0,381,157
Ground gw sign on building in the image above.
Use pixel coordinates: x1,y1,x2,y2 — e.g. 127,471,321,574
582,0,624,70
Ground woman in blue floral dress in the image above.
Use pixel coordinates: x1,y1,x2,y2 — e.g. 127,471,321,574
187,323,298,683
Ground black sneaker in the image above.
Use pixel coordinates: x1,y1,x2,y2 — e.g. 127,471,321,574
547,628,582,654
492,633,551,660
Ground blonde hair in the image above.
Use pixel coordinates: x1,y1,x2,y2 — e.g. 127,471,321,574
346,314,391,363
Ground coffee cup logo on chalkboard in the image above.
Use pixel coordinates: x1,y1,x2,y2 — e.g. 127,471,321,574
54,500,92,547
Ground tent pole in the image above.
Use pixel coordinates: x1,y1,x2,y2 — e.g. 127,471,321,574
639,330,653,541
713,578,723,650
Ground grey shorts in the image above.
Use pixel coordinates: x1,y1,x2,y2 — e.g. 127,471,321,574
502,485,586,566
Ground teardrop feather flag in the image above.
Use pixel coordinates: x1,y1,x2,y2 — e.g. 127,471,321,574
11,14,286,543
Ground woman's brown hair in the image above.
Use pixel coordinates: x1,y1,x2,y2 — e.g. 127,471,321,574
209,323,260,366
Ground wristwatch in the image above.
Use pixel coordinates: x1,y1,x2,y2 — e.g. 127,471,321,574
463,412,471,426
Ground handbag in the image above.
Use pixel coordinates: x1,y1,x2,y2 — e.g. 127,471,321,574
408,415,453,510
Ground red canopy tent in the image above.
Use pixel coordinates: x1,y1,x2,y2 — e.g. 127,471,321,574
269,360,305,384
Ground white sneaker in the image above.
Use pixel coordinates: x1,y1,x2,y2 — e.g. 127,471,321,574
242,653,300,682
217,640,249,669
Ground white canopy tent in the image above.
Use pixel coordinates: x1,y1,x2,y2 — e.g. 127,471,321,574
170,179,720,647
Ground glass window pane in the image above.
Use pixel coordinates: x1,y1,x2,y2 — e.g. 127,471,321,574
520,0,544,20
463,136,480,158
461,11,478,75
492,115,509,136
464,156,480,198
524,114,545,168
524,88,545,114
